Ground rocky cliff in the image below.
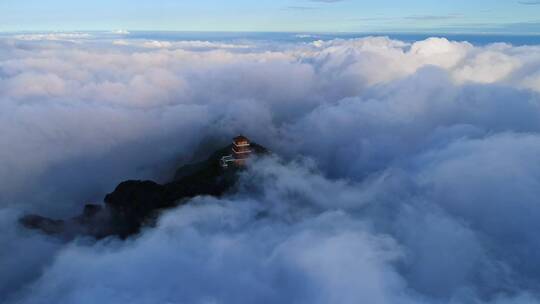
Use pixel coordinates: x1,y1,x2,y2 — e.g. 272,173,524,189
20,142,268,239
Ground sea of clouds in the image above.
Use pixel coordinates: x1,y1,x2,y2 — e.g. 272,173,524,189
2,33,540,303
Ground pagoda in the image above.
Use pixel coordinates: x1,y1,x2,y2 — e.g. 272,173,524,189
221,135,253,168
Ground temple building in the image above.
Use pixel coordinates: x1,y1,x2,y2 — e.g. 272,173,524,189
221,135,253,168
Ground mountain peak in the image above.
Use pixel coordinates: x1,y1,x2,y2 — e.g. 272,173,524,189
20,138,269,240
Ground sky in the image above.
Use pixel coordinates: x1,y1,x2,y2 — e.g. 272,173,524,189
1,0,540,33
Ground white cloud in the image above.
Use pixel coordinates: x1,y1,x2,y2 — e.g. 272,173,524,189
454,50,522,83
1,34,540,303
13,33,92,42
111,30,130,35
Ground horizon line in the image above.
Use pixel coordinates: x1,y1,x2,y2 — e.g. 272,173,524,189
1,29,540,36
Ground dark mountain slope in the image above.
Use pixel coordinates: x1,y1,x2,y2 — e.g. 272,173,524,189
20,142,268,239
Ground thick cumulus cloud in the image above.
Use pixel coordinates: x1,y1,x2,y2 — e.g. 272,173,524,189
2,34,540,303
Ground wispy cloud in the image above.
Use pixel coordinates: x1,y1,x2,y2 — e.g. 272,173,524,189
434,20,540,34
307,0,346,2
284,6,319,10
518,0,540,5
284,0,344,11
404,14,464,21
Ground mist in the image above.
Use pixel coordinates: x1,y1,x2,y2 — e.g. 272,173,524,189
1,33,540,303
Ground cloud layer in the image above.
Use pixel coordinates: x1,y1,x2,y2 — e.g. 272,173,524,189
1,34,540,303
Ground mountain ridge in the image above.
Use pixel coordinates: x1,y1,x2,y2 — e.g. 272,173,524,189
20,142,268,239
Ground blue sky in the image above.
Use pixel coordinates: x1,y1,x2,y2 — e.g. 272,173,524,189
1,0,540,33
